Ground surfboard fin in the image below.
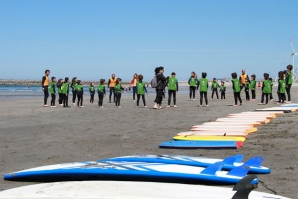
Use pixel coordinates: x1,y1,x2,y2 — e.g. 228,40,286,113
200,162,224,175
227,165,250,177
243,156,264,167
231,175,258,199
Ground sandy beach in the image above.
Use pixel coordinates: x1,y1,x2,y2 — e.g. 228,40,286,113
0,87,297,198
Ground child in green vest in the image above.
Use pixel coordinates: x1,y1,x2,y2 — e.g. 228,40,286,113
211,78,219,100
219,81,226,100
285,64,293,103
98,79,106,108
115,78,124,108
197,72,209,107
57,78,63,106
71,77,78,105
250,75,256,101
244,77,250,101
62,77,70,108
188,71,198,101
89,82,95,104
49,77,56,108
167,72,178,108
259,73,272,105
277,71,286,104
268,77,273,101
136,75,148,108
76,80,84,108
231,72,242,106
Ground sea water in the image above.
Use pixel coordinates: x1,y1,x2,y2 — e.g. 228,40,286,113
0,85,233,99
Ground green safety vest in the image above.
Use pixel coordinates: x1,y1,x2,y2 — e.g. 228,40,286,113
250,80,256,89
89,86,95,92
76,85,83,92
49,82,55,94
220,85,226,91
279,79,286,94
212,82,218,88
98,84,105,92
168,77,178,91
287,71,293,84
199,78,208,92
61,82,69,94
115,83,122,93
137,82,145,95
189,77,197,86
262,80,272,94
232,78,240,92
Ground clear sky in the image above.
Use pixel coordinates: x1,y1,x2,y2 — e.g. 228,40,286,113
0,0,297,81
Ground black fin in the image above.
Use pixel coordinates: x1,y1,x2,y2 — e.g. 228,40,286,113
232,175,258,199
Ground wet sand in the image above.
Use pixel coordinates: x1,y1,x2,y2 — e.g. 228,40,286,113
0,87,297,198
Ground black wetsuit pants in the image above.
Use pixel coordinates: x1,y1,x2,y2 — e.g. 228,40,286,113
154,89,163,105
221,91,225,100
168,90,176,105
211,89,218,99
286,84,292,101
189,86,196,99
137,94,146,106
51,94,56,106
109,87,115,102
63,94,69,107
251,90,256,99
245,89,250,100
98,92,104,106
234,92,242,105
261,93,269,104
43,86,49,105
72,90,76,103
77,93,83,107
132,86,137,101
90,92,95,103
200,92,208,105
115,92,121,106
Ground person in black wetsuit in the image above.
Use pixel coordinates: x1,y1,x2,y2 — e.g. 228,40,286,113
153,66,169,109
71,77,78,105
41,69,50,107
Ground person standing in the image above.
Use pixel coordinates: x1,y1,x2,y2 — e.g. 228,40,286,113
153,66,168,109
89,82,95,104
259,73,272,105
197,72,209,107
76,80,84,108
211,78,219,100
57,78,64,105
71,77,78,105
62,77,70,107
220,81,226,100
250,75,256,101
49,77,56,108
277,71,286,104
115,78,124,108
108,74,116,103
285,64,293,103
239,69,248,92
136,74,148,108
231,72,242,106
97,79,106,108
244,77,250,101
167,72,178,108
130,73,138,102
188,72,198,101
42,69,50,107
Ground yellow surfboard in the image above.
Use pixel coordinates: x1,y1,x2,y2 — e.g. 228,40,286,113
173,135,246,142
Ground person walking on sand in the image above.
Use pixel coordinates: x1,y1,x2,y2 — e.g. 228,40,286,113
42,69,50,107
136,74,148,108
167,72,178,108
130,73,138,102
108,74,116,103
188,71,198,101
239,69,248,92
97,79,106,108
153,66,168,109
197,72,209,107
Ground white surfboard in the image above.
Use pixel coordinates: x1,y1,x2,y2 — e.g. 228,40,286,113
227,115,276,119
203,121,262,126
216,118,270,124
190,127,257,134
200,122,254,127
177,131,248,137
0,181,290,199
241,111,284,115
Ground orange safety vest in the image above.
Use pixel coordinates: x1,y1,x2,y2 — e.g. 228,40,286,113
240,74,248,85
43,76,50,86
109,78,116,87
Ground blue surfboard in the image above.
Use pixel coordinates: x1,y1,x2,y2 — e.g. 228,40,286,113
102,154,270,174
280,104,298,107
4,161,257,184
159,140,243,149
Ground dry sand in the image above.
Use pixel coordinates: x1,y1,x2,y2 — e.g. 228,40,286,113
0,87,297,198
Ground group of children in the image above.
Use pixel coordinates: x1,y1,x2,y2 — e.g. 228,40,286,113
42,64,294,108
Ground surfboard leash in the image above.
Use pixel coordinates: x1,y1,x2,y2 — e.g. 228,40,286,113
259,180,277,195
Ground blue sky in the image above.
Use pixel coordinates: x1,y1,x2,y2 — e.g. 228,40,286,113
0,0,297,81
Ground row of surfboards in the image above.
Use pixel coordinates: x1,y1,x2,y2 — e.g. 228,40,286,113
159,105,298,149
0,154,289,198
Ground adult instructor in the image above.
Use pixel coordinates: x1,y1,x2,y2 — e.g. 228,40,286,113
42,69,50,107
239,69,248,91
153,66,168,109
108,74,116,103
